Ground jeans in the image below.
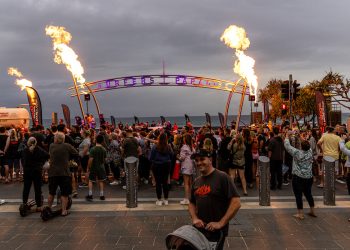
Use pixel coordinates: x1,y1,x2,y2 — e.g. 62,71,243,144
153,162,170,200
292,175,314,209
270,160,283,189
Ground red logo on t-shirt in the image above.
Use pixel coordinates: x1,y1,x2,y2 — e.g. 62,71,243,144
194,185,211,196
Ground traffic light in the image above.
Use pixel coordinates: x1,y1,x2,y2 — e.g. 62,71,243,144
249,95,255,102
293,81,300,100
281,81,290,101
281,103,287,115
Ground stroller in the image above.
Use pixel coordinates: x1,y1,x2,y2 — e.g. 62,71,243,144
166,225,224,250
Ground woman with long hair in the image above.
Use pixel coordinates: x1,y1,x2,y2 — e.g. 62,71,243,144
178,134,194,205
228,134,247,195
150,133,173,206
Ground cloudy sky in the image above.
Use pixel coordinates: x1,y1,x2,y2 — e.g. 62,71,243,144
0,0,349,119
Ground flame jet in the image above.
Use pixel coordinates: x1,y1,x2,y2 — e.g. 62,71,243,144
8,67,33,91
220,25,258,97
45,25,86,89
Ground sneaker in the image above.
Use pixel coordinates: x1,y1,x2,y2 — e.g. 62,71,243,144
99,196,105,201
79,183,88,188
156,200,163,206
317,184,324,188
180,199,190,205
336,178,346,184
72,191,78,198
122,185,126,190
0,199,5,205
163,200,169,206
283,181,289,186
109,180,119,186
85,195,93,202
143,179,149,185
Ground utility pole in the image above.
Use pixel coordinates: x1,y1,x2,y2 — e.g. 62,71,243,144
289,74,293,123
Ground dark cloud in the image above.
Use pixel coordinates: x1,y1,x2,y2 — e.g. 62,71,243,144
1,0,350,118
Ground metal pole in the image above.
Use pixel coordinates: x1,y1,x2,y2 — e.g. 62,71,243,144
71,76,86,122
84,83,101,117
289,74,293,123
258,156,270,206
224,78,242,128
124,156,139,208
323,156,336,206
235,81,247,132
86,100,89,115
250,100,253,124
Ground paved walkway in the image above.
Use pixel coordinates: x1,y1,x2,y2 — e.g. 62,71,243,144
0,181,349,249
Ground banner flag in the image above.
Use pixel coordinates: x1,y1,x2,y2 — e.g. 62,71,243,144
61,104,71,128
160,116,166,125
25,87,42,126
205,113,212,127
184,114,191,123
110,116,116,127
75,116,82,127
134,116,140,124
218,112,225,128
263,100,270,122
315,91,327,132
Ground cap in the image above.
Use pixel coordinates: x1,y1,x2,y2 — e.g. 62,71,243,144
191,149,212,159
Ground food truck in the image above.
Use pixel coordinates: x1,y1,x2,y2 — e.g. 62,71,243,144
0,107,30,129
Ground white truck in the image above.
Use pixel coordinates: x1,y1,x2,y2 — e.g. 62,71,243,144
0,107,30,129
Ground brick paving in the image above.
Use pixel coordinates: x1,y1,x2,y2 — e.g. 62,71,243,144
0,181,349,249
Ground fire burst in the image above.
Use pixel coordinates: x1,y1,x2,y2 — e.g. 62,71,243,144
220,25,258,98
7,67,33,91
45,25,86,89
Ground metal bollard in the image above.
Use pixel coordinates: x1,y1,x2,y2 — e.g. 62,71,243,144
125,156,139,208
258,156,270,206
323,156,336,206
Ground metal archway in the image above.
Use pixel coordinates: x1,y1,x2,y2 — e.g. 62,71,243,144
69,74,250,128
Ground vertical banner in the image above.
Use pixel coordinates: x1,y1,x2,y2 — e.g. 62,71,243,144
315,91,327,132
134,116,140,124
205,113,212,127
75,116,82,127
218,112,225,128
160,116,166,125
25,87,42,126
184,114,191,123
263,100,269,122
110,116,116,128
51,112,58,126
61,104,71,128
99,114,106,126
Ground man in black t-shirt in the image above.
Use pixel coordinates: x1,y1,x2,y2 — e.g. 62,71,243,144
189,149,241,250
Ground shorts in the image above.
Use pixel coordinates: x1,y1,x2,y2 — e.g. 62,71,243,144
8,159,20,170
89,167,106,181
230,164,245,170
320,158,339,175
80,155,89,172
48,176,72,196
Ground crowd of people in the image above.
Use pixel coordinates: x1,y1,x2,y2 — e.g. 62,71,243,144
0,119,349,222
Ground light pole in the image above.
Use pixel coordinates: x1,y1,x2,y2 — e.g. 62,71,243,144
71,76,86,123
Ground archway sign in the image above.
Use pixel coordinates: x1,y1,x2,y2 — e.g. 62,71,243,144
69,74,251,129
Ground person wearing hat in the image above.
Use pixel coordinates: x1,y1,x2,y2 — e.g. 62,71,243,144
189,149,241,250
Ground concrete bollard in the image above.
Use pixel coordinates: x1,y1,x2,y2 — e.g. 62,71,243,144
125,156,139,208
258,156,270,206
323,156,336,206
